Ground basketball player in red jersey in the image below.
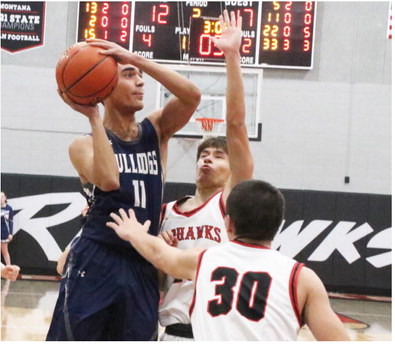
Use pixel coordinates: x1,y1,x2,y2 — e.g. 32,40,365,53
157,10,253,340
107,179,351,341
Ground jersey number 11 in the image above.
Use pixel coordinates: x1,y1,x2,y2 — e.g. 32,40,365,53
132,180,146,208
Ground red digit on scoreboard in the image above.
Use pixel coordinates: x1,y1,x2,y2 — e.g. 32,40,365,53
242,38,252,54
101,2,109,28
142,34,152,47
283,39,290,51
304,13,312,25
243,9,254,27
120,3,129,43
284,12,291,24
122,3,129,15
199,34,211,56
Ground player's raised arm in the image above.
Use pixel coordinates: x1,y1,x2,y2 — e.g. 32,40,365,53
58,89,120,192
68,111,119,191
87,39,201,142
107,209,201,280
211,11,254,201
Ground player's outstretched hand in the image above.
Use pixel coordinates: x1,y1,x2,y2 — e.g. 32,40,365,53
211,10,242,55
1,265,20,281
107,208,151,242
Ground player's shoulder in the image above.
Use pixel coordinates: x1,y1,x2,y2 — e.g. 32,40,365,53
298,265,326,292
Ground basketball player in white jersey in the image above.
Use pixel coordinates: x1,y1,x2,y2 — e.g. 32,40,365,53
107,179,350,341
157,10,253,340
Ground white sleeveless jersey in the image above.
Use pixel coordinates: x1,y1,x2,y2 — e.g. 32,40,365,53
159,191,228,327
190,241,304,341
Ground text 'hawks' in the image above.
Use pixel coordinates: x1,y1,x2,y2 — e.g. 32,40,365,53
170,225,222,243
115,151,158,175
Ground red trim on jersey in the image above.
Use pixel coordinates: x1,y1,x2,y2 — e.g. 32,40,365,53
189,249,208,317
219,192,226,218
231,240,270,250
289,262,304,327
159,203,168,226
173,190,223,217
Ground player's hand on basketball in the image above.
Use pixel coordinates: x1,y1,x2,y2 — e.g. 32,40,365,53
57,88,100,119
159,230,178,247
86,38,136,65
107,208,151,242
211,10,242,55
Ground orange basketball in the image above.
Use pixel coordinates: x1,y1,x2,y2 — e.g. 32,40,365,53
56,42,118,105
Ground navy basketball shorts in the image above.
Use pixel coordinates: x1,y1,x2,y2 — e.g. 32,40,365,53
1,225,10,242
46,237,159,341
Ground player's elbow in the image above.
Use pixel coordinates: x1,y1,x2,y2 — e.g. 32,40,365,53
97,171,120,191
56,263,63,276
187,84,201,108
244,159,254,178
99,178,120,192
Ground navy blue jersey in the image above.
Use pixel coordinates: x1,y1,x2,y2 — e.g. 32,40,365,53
81,118,163,252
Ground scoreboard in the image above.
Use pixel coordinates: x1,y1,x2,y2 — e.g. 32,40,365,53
77,1,316,69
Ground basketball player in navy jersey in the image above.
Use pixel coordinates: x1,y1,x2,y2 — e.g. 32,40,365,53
46,39,200,341
157,10,253,340
107,180,350,341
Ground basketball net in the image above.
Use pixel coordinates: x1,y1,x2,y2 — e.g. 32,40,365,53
195,118,224,139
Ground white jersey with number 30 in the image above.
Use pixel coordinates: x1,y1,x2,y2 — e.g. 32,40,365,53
190,240,303,341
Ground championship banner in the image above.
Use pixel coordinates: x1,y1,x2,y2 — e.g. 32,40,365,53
1,2,46,53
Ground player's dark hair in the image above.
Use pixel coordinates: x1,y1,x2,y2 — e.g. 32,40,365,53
226,180,285,241
196,137,228,161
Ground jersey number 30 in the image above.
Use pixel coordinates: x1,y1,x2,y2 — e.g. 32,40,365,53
208,267,272,321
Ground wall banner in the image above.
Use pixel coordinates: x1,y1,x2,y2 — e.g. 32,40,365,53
1,2,46,53
1,174,391,296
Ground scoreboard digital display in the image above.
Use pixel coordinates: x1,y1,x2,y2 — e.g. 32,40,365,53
188,1,259,64
77,2,132,49
76,1,316,69
259,1,315,67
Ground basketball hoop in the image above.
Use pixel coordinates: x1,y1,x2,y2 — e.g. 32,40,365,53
195,118,224,139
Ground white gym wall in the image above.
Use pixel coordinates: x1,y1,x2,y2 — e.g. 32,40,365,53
1,2,391,195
